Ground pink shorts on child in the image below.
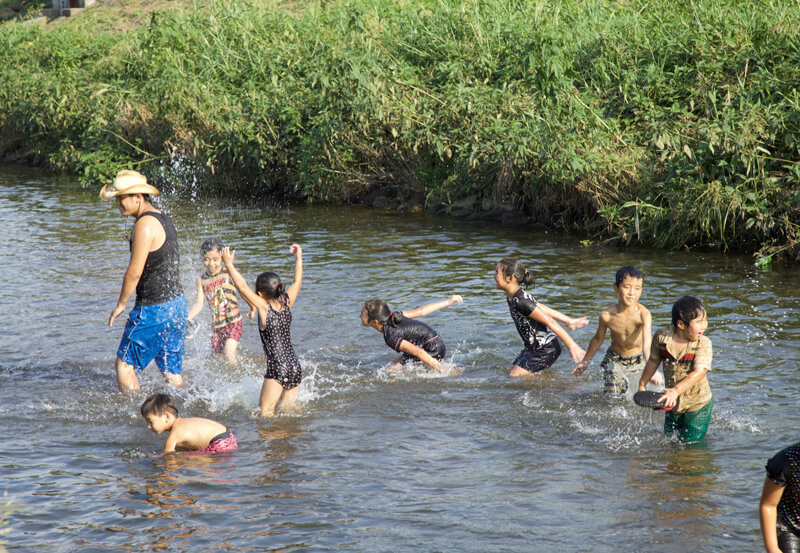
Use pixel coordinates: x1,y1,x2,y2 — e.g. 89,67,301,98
211,320,242,353
186,429,238,455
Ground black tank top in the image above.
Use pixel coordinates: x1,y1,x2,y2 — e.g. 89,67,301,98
129,211,183,306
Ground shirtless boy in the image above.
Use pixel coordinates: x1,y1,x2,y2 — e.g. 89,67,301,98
573,266,661,397
141,393,238,454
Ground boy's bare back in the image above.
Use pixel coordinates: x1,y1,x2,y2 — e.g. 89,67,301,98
166,417,228,452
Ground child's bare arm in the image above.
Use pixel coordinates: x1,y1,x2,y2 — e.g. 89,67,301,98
537,302,589,330
760,477,786,553
109,219,157,328
162,427,180,454
641,307,652,361
286,244,303,307
573,313,608,376
529,307,586,363
637,358,661,391
244,299,257,320
403,295,463,319
220,247,267,311
397,340,442,372
187,278,205,320
659,366,708,410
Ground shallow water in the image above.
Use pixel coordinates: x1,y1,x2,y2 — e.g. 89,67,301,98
1,165,799,552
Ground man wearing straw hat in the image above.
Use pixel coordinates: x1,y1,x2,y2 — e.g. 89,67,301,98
100,170,187,391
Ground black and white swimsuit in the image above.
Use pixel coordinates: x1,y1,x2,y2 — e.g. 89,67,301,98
258,298,302,389
507,289,556,350
507,289,561,371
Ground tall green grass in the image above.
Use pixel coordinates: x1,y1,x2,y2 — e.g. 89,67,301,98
0,0,798,259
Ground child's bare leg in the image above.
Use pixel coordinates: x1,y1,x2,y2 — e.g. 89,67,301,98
259,378,284,417
164,372,185,387
222,339,238,365
387,356,405,372
115,358,141,391
279,386,300,412
509,365,533,378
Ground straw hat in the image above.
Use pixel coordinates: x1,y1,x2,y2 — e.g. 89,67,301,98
99,170,160,200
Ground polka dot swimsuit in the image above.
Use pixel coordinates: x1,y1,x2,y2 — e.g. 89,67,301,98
258,297,302,389
766,442,800,531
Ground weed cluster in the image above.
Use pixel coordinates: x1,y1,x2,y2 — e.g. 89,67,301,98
0,0,798,259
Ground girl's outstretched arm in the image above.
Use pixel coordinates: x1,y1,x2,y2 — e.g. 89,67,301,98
529,306,586,363
286,244,303,307
536,302,589,330
403,295,463,319
397,340,442,373
220,247,267,311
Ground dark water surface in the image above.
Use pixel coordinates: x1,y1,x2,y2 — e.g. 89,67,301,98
1,165,798,552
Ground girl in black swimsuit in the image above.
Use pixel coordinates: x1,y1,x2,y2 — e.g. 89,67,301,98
221,244,304,417
495,257,588,377
361,295,463,373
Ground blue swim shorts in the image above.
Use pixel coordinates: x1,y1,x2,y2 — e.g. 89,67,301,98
512,339,561,373
117,296,187,374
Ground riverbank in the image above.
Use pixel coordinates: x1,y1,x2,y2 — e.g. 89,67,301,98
1,0,798,260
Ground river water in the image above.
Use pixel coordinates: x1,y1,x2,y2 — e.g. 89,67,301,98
1,164,798,552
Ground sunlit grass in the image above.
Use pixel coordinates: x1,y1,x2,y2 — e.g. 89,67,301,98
0,0,798,259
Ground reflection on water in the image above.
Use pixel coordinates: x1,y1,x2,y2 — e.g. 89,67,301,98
1,164,799,552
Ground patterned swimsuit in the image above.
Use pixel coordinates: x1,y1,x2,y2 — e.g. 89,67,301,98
258,298,302,389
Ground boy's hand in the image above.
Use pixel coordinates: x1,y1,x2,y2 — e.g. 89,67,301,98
567,316,590,330
220,246,235,265
659,388,679,410
572,360,589,376
290,244,302,257
450,294,463,305
247,309,256,320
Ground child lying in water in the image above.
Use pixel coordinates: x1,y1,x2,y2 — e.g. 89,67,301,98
141,393,238,454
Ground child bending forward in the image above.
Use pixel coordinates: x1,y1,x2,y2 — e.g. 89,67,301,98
361,295,462,373
141,393,238,454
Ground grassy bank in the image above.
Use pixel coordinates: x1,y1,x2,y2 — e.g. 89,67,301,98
1,0,799,260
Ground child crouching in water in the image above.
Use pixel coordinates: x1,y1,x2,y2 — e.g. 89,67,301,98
141,393,238,454
638,295,713,443
494,258,588,377
221,244,304,417
361,295,463,373
187,238,251,365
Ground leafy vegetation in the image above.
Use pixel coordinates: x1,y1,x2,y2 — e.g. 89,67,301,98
0,0,798,259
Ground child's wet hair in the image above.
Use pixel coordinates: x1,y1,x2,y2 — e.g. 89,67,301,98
498,258,536,288
615,266,643,286
141,393,178,418
200,237,225,255
363,299,402,326
256,271,287,300
672,295,706,328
